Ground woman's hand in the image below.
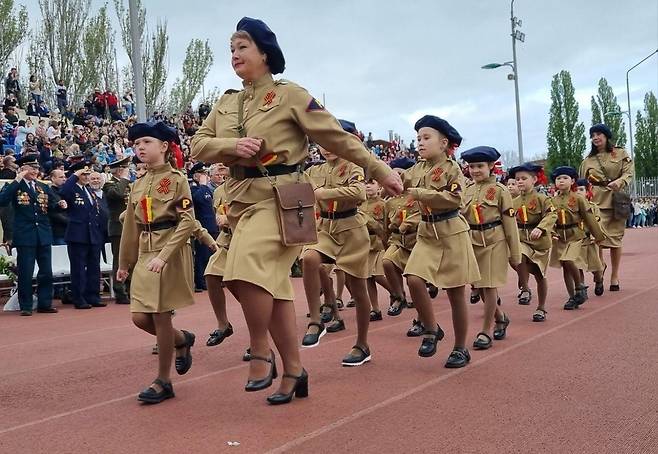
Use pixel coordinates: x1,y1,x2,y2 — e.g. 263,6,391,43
530,228,543,240
116,269,129,282
232,137,262,159
607,180,621,191
147,257,166,273
379,171,403,196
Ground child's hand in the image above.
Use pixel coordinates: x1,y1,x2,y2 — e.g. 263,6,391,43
530,228,543,240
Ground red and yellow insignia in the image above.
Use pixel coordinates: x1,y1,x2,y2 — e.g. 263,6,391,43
486,187,497,201
518,205,528,223
527,198,537,210
263,91,276,106
260,153,277,166
431,167,444,181
548,203,557,212
338,164,346,177
373,205,383,217
156,178,171,195
140,196,153,223
472,204,483,224
399,209,407,223
568,196,577,209
306,97,325,112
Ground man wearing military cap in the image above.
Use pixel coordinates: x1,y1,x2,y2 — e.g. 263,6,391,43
0,154,67,315
59,160,106,309
104,156,132,304
189,161,218,292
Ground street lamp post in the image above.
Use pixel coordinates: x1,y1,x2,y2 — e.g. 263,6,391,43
482,0,526,165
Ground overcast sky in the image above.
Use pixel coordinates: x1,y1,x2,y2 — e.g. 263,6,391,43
83,0,658,162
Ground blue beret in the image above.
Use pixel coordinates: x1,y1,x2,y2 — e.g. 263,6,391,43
575,178,589,187
338,119,357,135
236,17,285,75
389,157,415,170
508,162,543,178
128,121,178,143
550,166,579,181
589,123,612,139
16,154,40,167
460,146,501,163
414,115,462,146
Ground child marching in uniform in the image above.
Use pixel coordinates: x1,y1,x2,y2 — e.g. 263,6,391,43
403,116,480,368
461,146,521,349
301,120,373,366
575,178,606,296
549,167,606,310
509,163,557,322
117,121,197,404
361,176,391,321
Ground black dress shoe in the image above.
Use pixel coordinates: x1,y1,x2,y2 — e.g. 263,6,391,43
346,299,356,308
369,310,383,322
326,319,345,333
137,378,175,404
493,313,510,340
473,332,493,350
320,304,333,324
89,302,107,307
418,324,445,357
115,298,130,305
563,298,578,310
427,284,439,299
387,297,406,316
194,287,203,293
36,307,58,313
267,369,309,405
445,347,471,368
245,350,277,392
594,280,604,296
20,310,32,316
301,322,325,348
206,324,234,346
242,347,251,361
407,319,425,337
609,283,620,291
75,303,92,309
518,289,532,305
470,291,481,304
342,345,371,366
532,309,547,322
174,330,195,375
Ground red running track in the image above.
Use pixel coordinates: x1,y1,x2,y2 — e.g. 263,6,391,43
1,229,657,453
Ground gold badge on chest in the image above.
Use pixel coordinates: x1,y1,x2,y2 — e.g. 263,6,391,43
36,186,48,213
17,191,30,205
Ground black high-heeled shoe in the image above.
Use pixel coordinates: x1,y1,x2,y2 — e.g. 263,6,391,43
266,369,309,405
245,350,278,392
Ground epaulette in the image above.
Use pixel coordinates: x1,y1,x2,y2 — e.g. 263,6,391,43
275,79,290,85
172,168,186,177
495,182,508,190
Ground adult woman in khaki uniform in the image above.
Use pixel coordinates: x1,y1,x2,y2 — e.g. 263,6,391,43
575,178,606,295
403,116,480,369
549,167,606,310
117,122,197,404
191,18,401,404
509,164,557,322
461,146,521,349
579,124,633,292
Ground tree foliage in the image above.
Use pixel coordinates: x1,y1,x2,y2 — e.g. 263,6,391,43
76,5,117,98
634,92,658,178
546,70,587,172
167,39,214,114
590,77,627,146
0,0,28,78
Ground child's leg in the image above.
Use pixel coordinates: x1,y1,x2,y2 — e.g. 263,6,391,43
152,312,185,384
530,264,548,311
518,258,530,291
367,277,380,313
302,250,323,332
374,275,392,295
406,275,436,332
319,266,338,319
206,275,229,329
562,264,575,297
335,269,345,301
446,286,468,349
384,260,405,309
346,274,370,348
480,287,498,337
133,313,156,335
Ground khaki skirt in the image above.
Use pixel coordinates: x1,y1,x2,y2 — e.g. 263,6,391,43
404,230,480,289
599,208,626,249
204,246,228,278
578,239,604,272
520,242,550,277
130,243,194,313
368,250,385,277
383,244,411,273
550,238,584,268
472,240,509,289
225,198,302,301
305,225,370,279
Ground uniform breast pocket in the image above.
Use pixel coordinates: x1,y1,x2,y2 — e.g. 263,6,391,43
216,106,239,133
257,96,281,114
480,198,500,220
409,177,423,189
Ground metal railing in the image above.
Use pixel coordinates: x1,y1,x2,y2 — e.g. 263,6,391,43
635,177,658,198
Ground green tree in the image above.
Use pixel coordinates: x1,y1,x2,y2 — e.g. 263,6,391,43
546,70,587,173
167,39,214,114
634,92,658,178
0,0,28,79
590,77,627,146
75,5,116,98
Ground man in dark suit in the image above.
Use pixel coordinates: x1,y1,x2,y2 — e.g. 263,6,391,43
59,161,106,309
103,157,131,304
190,162,218,292
0,155,67,315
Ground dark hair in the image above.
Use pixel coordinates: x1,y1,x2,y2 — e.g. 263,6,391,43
588,136,614,157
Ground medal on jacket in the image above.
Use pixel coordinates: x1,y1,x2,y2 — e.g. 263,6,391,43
140,196,153,223
567,196,577,209
36,190,48,213
263,91,276,106
75,194,85,206
17,191,30,205
399,209,407,223
472,203,486,247
527,198,537,211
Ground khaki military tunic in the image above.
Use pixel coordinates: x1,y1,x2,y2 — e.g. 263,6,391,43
512,190,558,277
205,183,232,278
382,190,420,272
462,176,521,288
549,191,606,268
119,163,195,313
304,158,369,279
579,147,633,248
403,155,480,289
578,201,605,272
361,196,387,277
191,74,391,300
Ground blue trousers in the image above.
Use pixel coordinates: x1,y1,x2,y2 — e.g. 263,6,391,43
67,242,102,306
194,239,214,289
16,245,53,311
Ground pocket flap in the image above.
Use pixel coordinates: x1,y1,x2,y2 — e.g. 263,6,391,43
274,183,316,209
